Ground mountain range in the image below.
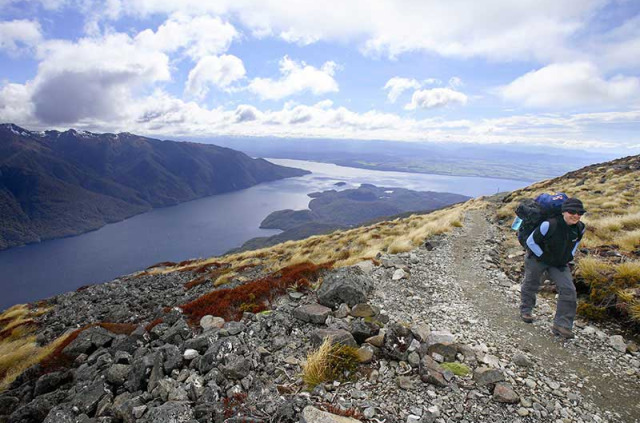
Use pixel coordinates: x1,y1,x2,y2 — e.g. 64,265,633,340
0,124,308,250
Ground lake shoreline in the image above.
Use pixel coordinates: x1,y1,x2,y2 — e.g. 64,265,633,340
0,159,529,311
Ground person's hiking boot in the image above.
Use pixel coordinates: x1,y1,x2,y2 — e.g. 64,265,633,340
520,312,534,323
552,324,575,339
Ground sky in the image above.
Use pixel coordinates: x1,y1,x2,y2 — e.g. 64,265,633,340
0,0,639,153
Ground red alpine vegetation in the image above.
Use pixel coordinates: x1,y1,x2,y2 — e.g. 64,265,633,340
180,261,332,324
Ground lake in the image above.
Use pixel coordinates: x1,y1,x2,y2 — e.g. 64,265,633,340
0,159,529,310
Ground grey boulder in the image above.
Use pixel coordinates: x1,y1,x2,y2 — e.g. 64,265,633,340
317,267,372,307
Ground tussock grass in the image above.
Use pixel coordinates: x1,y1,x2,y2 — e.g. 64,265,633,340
0,304,56,391
575,257,640,324
618,229,640,251
213,272,237,287
387,238,414,254
0,336,50,391
577,257,612,285
301,338,360,389
0,305,29,323
614,261,640,286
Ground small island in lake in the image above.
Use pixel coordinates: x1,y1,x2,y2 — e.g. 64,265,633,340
235,183,470,251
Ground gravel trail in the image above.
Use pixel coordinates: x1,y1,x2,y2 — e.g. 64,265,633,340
369,207,640,422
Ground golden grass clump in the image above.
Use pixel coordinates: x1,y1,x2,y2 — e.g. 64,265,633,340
387,238,414,254
618,229,640,252
213,272,237,287
301,338,360,389
614,261,640,287
575,257,640,324
0,304,60,391
577,257,612,285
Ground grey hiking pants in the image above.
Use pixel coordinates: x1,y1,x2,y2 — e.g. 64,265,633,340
520,255,577,329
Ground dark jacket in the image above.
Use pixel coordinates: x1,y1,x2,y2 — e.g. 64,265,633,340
527,217,585,267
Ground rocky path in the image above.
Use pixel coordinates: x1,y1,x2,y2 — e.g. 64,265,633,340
369,208,640,422
452,209,640,422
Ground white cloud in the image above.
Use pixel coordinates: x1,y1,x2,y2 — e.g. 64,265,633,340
405,88,468,110
31,33,170,124
185,55,246,100
383,77,421,103
130,96,626,149
0,82,34,123
234,104,260,122
67,0,607,63
500,62,640,108
7,83,631,150
248,56,339,101
135,13,238,59
0,19,42,55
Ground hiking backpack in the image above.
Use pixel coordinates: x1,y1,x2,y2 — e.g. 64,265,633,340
513,192,568,248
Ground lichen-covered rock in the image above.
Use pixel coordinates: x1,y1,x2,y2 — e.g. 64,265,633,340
62,326,116,358
138,401,194,423
220,355,251,380
350,303,378,318
300,405,361,423
42,404,79,423
310,329,357,348
10,391,67,423
317,267,372,307
106,364,130,386
473,367,505,386
34,371,72,396
425,330,455,346
382,323,414,361
492,382,519,403
200,315,225,331
72,379,109,415
293,304,331,324
427,343,457,362
0,395,19,416
350,319,380,344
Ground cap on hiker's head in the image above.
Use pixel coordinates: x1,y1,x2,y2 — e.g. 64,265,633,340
562,198,586,214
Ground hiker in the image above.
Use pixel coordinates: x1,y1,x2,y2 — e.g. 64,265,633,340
520,198,586,339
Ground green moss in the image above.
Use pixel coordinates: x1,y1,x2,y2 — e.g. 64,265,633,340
330,343,360,378
440,362,470,376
